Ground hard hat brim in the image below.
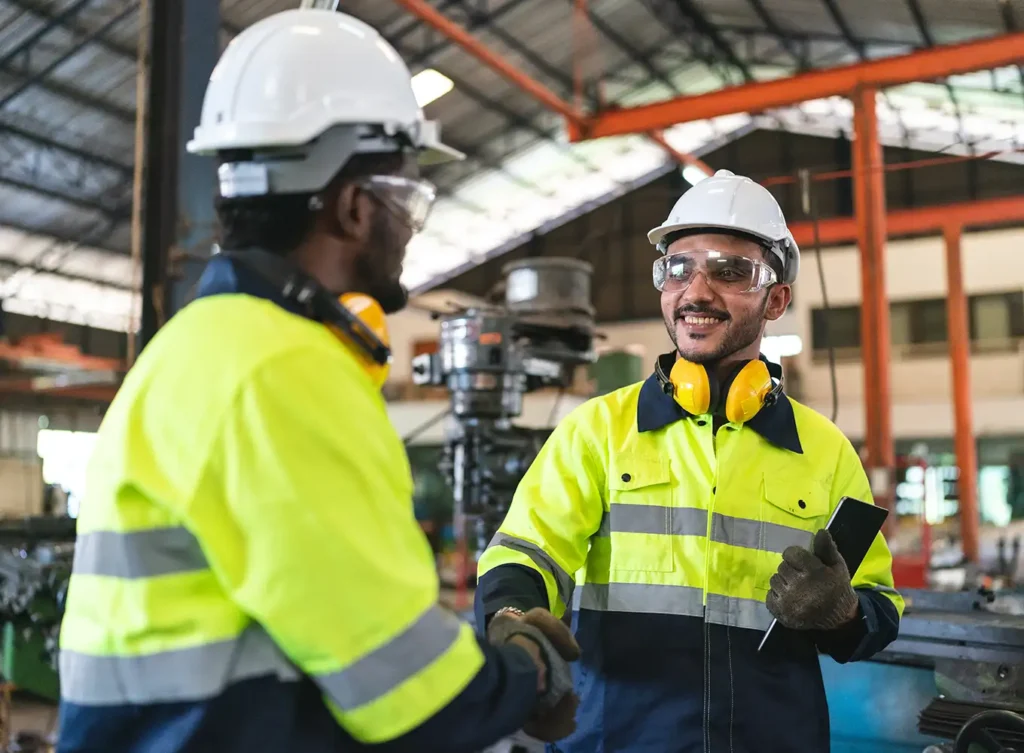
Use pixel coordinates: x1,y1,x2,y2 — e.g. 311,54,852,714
419,139,464,166
647,222,777,250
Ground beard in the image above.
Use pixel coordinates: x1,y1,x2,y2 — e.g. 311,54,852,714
666,295,769,366
356,212,409,315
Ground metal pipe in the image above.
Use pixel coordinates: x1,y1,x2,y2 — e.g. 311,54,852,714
760,148,1022,187
390,0,588,126
572,0,586,112
943,223,980,563
129,0,151,365
570,31,1024,140
853,87,895,513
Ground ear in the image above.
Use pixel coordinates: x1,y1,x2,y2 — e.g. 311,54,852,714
764,284,792,321
335,182,375,244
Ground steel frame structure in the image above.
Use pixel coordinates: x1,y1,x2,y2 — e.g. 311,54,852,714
0,0,1021,549
385,0,1024,562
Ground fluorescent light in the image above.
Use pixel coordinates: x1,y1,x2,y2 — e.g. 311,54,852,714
412,69,454,107
682,164,711,185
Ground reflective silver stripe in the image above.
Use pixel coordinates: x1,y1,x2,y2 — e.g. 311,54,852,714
73,527,208,578
574,585,773,630
577,582,704,618
594,504,708,537
705,593,773,632
315,604,462,710
59,623,299,705
710,513,811,554
489,533,575,606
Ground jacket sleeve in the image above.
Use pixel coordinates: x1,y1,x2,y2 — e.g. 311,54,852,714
190,347,537,748
813,439,904,664
476,404,606,622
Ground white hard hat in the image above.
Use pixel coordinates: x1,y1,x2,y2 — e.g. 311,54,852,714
187,9,462,197
647,170,800,284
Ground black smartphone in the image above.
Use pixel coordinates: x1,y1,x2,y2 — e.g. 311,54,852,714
757,496,889,652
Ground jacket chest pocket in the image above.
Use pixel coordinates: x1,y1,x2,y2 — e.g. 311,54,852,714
756,473,830,592
605,457,677,573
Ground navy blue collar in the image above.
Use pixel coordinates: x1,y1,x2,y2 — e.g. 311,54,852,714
637,353,803,454
194,253,307,316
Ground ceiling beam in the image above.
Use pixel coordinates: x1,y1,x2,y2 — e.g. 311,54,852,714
789,195,1024,246
0,174,127,221
570,31,1024,140
0,4,137,113
0,120,131,176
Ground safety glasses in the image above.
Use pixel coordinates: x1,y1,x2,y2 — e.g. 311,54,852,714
653,249,777,294
360,175,437,233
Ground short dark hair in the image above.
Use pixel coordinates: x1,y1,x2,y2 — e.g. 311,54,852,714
761,245,785,283
215,151,405,255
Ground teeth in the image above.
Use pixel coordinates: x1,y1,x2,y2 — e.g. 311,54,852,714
683,316,720,325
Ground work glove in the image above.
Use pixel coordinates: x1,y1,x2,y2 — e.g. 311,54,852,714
487,608,581,741
765,529,860,631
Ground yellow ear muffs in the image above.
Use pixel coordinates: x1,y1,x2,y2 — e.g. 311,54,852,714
330,293,391,389
668,358,712,415
723,359,774,424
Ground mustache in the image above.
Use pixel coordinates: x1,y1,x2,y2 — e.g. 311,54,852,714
674,305,729,320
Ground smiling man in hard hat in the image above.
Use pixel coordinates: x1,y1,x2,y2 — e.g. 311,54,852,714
476,170,903,752
56,9,581,753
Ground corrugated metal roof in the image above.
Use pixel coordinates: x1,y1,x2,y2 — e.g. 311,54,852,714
0,0,1022,331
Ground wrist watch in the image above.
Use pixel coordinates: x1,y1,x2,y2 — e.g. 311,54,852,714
494,606,526,619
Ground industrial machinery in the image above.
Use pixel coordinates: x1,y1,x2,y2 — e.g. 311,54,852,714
411,258,597,560
0,517,75,680
826,587,1024,752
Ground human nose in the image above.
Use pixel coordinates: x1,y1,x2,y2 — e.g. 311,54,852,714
682,268,716,300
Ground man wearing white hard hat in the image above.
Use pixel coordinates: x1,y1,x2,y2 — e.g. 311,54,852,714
57,9,579,753
476,170,902,752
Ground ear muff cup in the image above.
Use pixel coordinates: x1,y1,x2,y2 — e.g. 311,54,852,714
666,357,775,423
668,358,712,415
327,293,391,389
721,359,774,423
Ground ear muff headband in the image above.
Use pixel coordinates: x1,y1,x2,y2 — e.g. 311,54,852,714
223,249,392,387
656,354,783,423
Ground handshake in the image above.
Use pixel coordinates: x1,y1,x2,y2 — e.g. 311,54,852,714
486,607,581,742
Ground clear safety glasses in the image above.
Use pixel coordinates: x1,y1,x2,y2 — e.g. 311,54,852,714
653,249,777,294
360,175,437,233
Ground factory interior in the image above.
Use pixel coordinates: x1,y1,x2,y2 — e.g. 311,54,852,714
1,0,1024,751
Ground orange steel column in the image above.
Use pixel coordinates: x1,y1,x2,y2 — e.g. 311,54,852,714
852,87,895,511
943,223,980,563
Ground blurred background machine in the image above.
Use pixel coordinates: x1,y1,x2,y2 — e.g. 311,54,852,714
827,587,1024,753
412,258,597,578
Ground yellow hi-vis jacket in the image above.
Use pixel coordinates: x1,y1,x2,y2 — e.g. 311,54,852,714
476,361,904,753
57,292,495,751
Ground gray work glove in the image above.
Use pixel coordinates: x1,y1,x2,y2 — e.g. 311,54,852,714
765,529,860,631
487,608,581,741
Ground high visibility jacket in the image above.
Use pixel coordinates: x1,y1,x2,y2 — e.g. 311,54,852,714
476,356,903,753
58,256,538,753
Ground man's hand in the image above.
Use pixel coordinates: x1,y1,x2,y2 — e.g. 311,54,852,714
523,692,580,742
765,529,859,631
519,608,581,661
487,607,581,742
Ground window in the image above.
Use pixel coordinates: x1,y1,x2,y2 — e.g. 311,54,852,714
970,292,1024,349
911,299,948,345
811,305,860,352
811,290,1024,358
